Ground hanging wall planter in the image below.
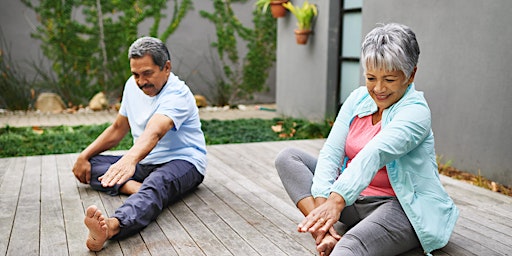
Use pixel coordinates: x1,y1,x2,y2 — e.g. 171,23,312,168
270,0,289,18
256,0,289,18
294,29,312,45
283,0,318,45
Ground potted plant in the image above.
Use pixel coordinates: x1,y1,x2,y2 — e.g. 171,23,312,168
256,0,289,18
283,0,318,44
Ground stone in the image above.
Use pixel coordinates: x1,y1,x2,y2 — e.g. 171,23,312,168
89,92,108,111
194,94,208,108
35,92,66,113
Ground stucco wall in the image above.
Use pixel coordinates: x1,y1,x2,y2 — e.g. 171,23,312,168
276,0,340,121
0,0,275,105
362,0,512,186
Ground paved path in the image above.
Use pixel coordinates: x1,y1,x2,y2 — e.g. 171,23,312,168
0,104,278,127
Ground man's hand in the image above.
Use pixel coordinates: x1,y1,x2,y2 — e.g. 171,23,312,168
72,156,92,184
98,157,136,187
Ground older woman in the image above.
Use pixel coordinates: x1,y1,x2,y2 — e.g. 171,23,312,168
275,23,458,256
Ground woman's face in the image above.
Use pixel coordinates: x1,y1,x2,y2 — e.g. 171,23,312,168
365,68,416,111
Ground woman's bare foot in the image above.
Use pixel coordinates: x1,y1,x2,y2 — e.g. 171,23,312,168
84,205,110,251
317,234,340,256
120,180,142,195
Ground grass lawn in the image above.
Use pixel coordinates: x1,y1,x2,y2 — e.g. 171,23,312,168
0,118,331,158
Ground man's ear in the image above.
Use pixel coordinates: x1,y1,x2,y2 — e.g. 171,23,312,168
163,60,171,74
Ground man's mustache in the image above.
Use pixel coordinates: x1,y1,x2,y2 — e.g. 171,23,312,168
138,83,154,90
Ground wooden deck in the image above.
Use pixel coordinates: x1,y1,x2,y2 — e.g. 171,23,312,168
1,139,511,256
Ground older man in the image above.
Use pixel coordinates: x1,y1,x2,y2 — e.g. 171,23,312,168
72,37,207,251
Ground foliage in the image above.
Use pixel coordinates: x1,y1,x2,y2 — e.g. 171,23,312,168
0,118,332,157
254,0,273,13
283,0,317,30
200,0,277,106
0,29,35,110
20,0,193,107
0,124,133,157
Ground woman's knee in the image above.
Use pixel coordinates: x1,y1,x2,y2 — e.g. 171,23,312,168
275,147,305,170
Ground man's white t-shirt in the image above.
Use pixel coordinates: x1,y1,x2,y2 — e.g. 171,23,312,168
119,73,207,175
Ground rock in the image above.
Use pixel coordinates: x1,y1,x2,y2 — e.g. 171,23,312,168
35,92,66,113
89,92,108,111
194,94,208,108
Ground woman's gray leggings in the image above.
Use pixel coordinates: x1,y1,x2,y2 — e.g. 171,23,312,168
275,147,421,256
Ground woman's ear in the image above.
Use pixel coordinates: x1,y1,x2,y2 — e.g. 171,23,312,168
407,66,417,84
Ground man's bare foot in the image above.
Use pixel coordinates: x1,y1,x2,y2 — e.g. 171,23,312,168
317,234,339,256
84,205,109,251
120,180,142,195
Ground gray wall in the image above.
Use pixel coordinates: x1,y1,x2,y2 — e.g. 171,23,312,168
362,0,512,186
0,0,275,105
276,0,512,186
276,0,340,121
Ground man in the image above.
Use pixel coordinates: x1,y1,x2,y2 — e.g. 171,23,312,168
72,37,207,251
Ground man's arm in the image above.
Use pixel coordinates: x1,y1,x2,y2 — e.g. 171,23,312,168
72,114,130,183
99,113,174,187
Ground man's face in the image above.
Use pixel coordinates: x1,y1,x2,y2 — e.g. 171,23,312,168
130,54,171,97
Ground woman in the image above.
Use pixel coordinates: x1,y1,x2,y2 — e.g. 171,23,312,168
275,23,458,256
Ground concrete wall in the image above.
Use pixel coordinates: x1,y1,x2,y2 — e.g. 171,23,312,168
276,0,340,121
361,0,512,186
0,0,275,105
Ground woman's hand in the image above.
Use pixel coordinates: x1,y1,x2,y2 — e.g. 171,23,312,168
298,192,345,244
317,233,340,256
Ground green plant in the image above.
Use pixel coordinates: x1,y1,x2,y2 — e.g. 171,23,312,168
21,0,193,107
283,0,318,30
200,0,277,106
255,0,273,13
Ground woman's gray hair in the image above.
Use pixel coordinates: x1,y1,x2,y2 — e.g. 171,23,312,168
128,37,171,70
361,23,420,79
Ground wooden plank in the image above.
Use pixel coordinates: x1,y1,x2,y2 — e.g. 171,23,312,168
206,145,291,210
456,213,512,252
184,188,260,256
56,154,95,256
168,198,231,255
205,152,316,255
156,206,205,255
0,157,13,184
0,157,24,256
8,156,40,255
139,221,178,256
40,154,68,256
196,181,288,255
208,146,316,252
446,231,499,255
452,220,510,255
438,241,476,256
441,175,512,216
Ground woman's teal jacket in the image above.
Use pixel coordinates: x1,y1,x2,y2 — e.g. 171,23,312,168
312,83,459,254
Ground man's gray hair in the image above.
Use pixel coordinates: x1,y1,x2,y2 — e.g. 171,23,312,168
128,37,171,70
361,23,420,79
